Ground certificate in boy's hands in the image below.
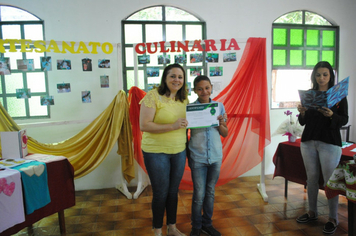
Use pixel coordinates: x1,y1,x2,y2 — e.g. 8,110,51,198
299,76,349,109
186,103,219,129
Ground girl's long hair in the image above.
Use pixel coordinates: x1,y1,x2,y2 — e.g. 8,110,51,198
311,61,335,90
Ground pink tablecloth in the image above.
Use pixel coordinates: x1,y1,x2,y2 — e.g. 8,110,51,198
0,168,25,233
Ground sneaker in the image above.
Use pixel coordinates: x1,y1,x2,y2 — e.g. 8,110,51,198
153,231,163,236
190,228,201,236
201,225,221,236
167,226,186,236
323,221,337,234
296,213,318,223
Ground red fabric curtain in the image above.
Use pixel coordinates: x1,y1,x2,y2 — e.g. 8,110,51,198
128,86,147,173
129,37,271,190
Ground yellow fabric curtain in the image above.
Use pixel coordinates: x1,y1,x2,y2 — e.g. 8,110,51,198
0,90,135,182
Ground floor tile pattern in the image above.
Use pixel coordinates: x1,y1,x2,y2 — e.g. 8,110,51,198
14,175,349,235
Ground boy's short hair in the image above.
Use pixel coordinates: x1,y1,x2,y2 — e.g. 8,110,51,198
193,75,211,88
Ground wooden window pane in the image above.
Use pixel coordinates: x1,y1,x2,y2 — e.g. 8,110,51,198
306,29,320,47
146,24,163,42
273,28,287,46
290,29,303,47
29,96,47,116
306,50,319,66
322,51,334,67
322,30,335,47
7,97,26,117
290,50,303,66
124,24,142,44
273,49,286,66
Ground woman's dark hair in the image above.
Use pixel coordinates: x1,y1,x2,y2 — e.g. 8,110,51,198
158,64,187,102
193,75,212,88
311,61,335,90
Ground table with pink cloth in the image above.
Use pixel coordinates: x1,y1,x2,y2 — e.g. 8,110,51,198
0,168,25,233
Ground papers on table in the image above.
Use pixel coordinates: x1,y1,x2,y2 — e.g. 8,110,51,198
299,76,349,109
186,103,220,129
342,142,353,148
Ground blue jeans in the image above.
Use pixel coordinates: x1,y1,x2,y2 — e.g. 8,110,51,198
143,150,186,229
188,159,221,229
300,140,341,223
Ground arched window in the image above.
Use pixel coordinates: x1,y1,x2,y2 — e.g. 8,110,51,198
122,5,206,97
271,10,339,108
0,5,49,118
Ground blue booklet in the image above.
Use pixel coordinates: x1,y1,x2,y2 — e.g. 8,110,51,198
299,76,349,109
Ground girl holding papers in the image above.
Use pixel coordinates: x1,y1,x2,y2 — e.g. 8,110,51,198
296,61,348,234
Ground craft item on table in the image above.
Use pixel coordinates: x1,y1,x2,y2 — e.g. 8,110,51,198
0,158,34,169
25,153,67,163
0,168,25,233
0,129,28,159
11,161,51,214
342,141,353,148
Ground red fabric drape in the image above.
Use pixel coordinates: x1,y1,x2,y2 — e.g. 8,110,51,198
128,86,147,173
129,37,271,190
180,37,271,189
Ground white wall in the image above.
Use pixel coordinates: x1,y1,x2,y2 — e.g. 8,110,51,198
3,0,355,191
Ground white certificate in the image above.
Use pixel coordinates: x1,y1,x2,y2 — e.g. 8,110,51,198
186,103,220,129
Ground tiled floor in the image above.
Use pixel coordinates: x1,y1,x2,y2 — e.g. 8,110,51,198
14,175,349,236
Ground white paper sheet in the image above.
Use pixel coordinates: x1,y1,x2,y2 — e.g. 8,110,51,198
186,103,220,129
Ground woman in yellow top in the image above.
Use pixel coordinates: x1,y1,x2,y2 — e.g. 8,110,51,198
140,64,189,236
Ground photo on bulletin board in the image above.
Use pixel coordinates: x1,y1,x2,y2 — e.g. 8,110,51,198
138,55,150,64
174,54,186,64
190,53,203,63
206,53,219,63
158,55,171,64
100,75,109,88
0,57,11,75
57,83,71,93
186,82,192,95
57,59,72,70
40,56,52,71
190,67,202,77
82,58,92,71
147,83,159,91
17,59,35,71
98,59,110,68
147,67,160,77
223,52,237,62
82,91,91,103
40,96,54,106
16,88,31,99
209,66,223,76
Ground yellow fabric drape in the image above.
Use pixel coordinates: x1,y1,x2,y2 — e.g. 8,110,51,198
0,90,135,182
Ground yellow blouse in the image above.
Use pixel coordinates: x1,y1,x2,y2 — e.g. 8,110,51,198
140,89,188,154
